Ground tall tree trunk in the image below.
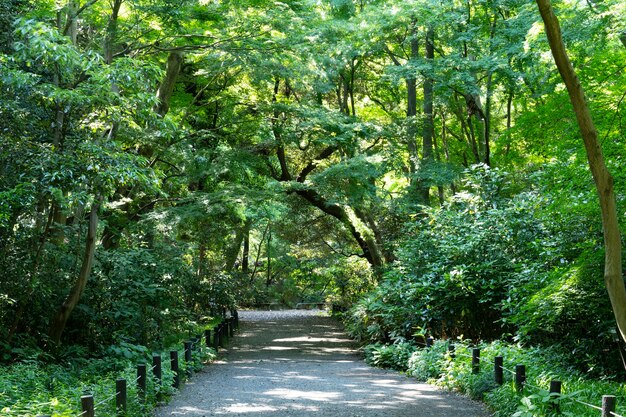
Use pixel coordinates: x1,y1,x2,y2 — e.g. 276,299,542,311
419,26,435,205
483,12,498,167
224,223,247,272
505,89,513,157
406,37,419,183
48,198,101,345
242,224,250,273
154,52,184,117
537,0,626,344
103,0,122,65
266,225,272,287
484,70,493,166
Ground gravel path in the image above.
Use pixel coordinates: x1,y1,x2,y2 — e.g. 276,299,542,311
155,310,489,416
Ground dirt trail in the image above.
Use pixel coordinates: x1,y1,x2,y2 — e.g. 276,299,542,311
155,310,488,416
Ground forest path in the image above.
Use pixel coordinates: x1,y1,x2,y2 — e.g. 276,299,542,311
154,310,488,417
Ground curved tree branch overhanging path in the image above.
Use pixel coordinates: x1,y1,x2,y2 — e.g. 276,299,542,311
155,310,487,417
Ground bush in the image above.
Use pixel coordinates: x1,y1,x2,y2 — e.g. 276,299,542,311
511,249,622,376
363,339,626,416
364,341,417,371
0,337,217,416
407,340,448,381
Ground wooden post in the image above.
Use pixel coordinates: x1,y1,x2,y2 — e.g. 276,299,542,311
472,348,480,374
170,350,180,388
153,354,162,385
81,395,94,417
602,395,616,417
205,329,212,348
223,321,230,344
213,327,220,351
185,341,193,376
219,323,226,347
229,318,234,337
426,337,434,348
515,364,526,392
448,343,455,358
234,310,239,329
494,356,503,385
549,380,561,412
116,378,127,416
137,363,146,401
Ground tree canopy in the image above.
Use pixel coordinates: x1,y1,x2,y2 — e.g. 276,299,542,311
2,0,626,379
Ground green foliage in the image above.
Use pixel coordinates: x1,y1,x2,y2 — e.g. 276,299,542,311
407,340,449,382
0,342,216,416
346,164,555,342
365,339,626,416
364,341,417,371
3,0,626,413
511,250,620,375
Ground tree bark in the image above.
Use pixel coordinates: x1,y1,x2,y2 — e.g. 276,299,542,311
154,52,184,116
103,0,123,65
406,37,419,184
224,223,247,272
419,26,435,205
242,223,250,273
48,197,101,345
536,0,626,344
293,187,383,270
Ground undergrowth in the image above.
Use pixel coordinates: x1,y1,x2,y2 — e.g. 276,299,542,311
0,322,219,417
363,340,626,417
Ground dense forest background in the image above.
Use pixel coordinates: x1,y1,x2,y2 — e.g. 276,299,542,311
2,0,626,401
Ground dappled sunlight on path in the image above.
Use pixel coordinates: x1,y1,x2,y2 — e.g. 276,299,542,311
155,310,487,416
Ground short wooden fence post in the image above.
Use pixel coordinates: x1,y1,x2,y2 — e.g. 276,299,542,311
116,378,127,416
223,321,230,344
81,395,95,417
602,395,616,417
219,323,226,347
448,343,455,358
234,310,239,329
184,341,193,376
549,380,561,412
205,329,212,348
426,337,434,348
153,354,162,384
515,364,526,392
494,356,503,385
170,350,180,388
137,363,146,401
229,318,235,337
472,348,480,374
213,327,220,351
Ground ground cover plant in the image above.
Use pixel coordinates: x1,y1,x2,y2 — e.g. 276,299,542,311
0,330,216,416
2,0,626,416
363,340,626,417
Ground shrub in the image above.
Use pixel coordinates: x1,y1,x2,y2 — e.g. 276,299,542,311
364,341,417,371
407,340,448,381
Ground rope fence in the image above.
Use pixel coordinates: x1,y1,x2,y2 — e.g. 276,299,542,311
35,310,240,417
433,338,625,416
